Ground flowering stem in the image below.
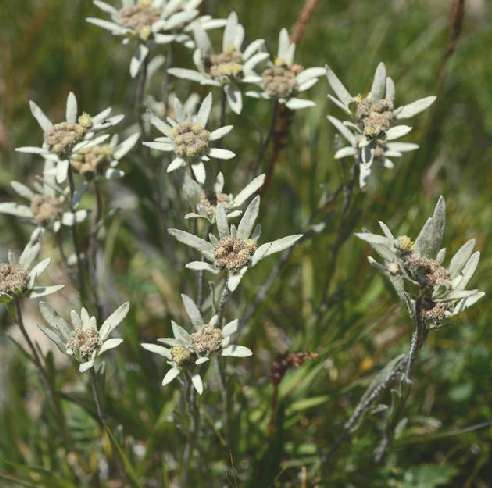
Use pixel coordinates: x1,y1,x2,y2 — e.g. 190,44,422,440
317,162,360,317
90,369,130,483
253,98,279,175
216,355,232,450
405,297,427,380
135,47,150,141
89,178,104,321
161,43,174,111
217,87,228,178
90,369,106,424
181,374,200,486
12,298,75,454
375,299,429,462
220,87,227,127
290,0,321,44
67,164,86,304
324,355,409,462
218,281,232,329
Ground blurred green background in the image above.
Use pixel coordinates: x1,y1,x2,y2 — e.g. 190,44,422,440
1,0,491,486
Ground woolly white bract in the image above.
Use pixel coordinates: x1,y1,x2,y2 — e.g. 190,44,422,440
169,195,303,291
326,62,435,188
144,93,235,183
0,228,64,304
141,294,251,394
168,12,267,114
38,301,129,373
356,197,484,322
16,93,123,184
87,0,225,77
246,28,325,111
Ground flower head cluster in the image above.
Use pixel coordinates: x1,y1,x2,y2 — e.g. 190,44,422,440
39,301,129,373
144,93,235,183
0,229,64,304
356,197,484,323
142,294,251,394
71,132,140,180
326,63,435,187
247,29,325,111
183,172,265,223
169,12,268,114
17,93,123,183
169,196,303,291
0,172,87,232
87,0,225,77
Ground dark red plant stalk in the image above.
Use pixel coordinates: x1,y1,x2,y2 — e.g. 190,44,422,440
291,0,322,45
259,0,322,196
259,104,294,196
269,352,319,434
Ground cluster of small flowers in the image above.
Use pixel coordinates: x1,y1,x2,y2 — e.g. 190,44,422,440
326,63,436,188
0,91,135,373
356,197,484,323
1,1,483,402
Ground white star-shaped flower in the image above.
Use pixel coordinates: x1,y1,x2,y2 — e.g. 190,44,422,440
168,11,268,114
144,93,235,183
326,62,436,187
141,294,251,394
246,28,325,111
38,301,129,373
169,196,302,291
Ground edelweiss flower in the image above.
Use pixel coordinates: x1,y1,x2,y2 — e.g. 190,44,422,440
0,229,64,304
169,196,303,291
246,28,325,110
168,12,268,114
356,197,484,322
87,0,225,77
141,294,251,394
326,62,435,187
38,301,129,373
71,132,140,180
183,172,265,222
16,93,123,183
0,169,87,232
144,93,235,183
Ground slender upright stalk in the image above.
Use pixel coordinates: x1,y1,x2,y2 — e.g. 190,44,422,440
67,164,86,303
218,283,231,328
220,87,227,127
324,355,408,461
216,281,233,447
135,48,150,141
90,369,128,483
89,178,104,320
161,43,174,111
181,374,200,486
90,369,106,424
13,299,74,452
252,98,279,176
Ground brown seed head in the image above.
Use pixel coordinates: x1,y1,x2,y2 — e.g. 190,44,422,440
0,264,28,294
214,236,257,271
191,325,223,354
261,65,297,98
120,4,160,39
169,121,210,158
68,327,101,362
30,195,61,225
44,122,86,156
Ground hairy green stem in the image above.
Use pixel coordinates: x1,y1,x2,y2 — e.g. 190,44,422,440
13,299,75,456
67,164,86,303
